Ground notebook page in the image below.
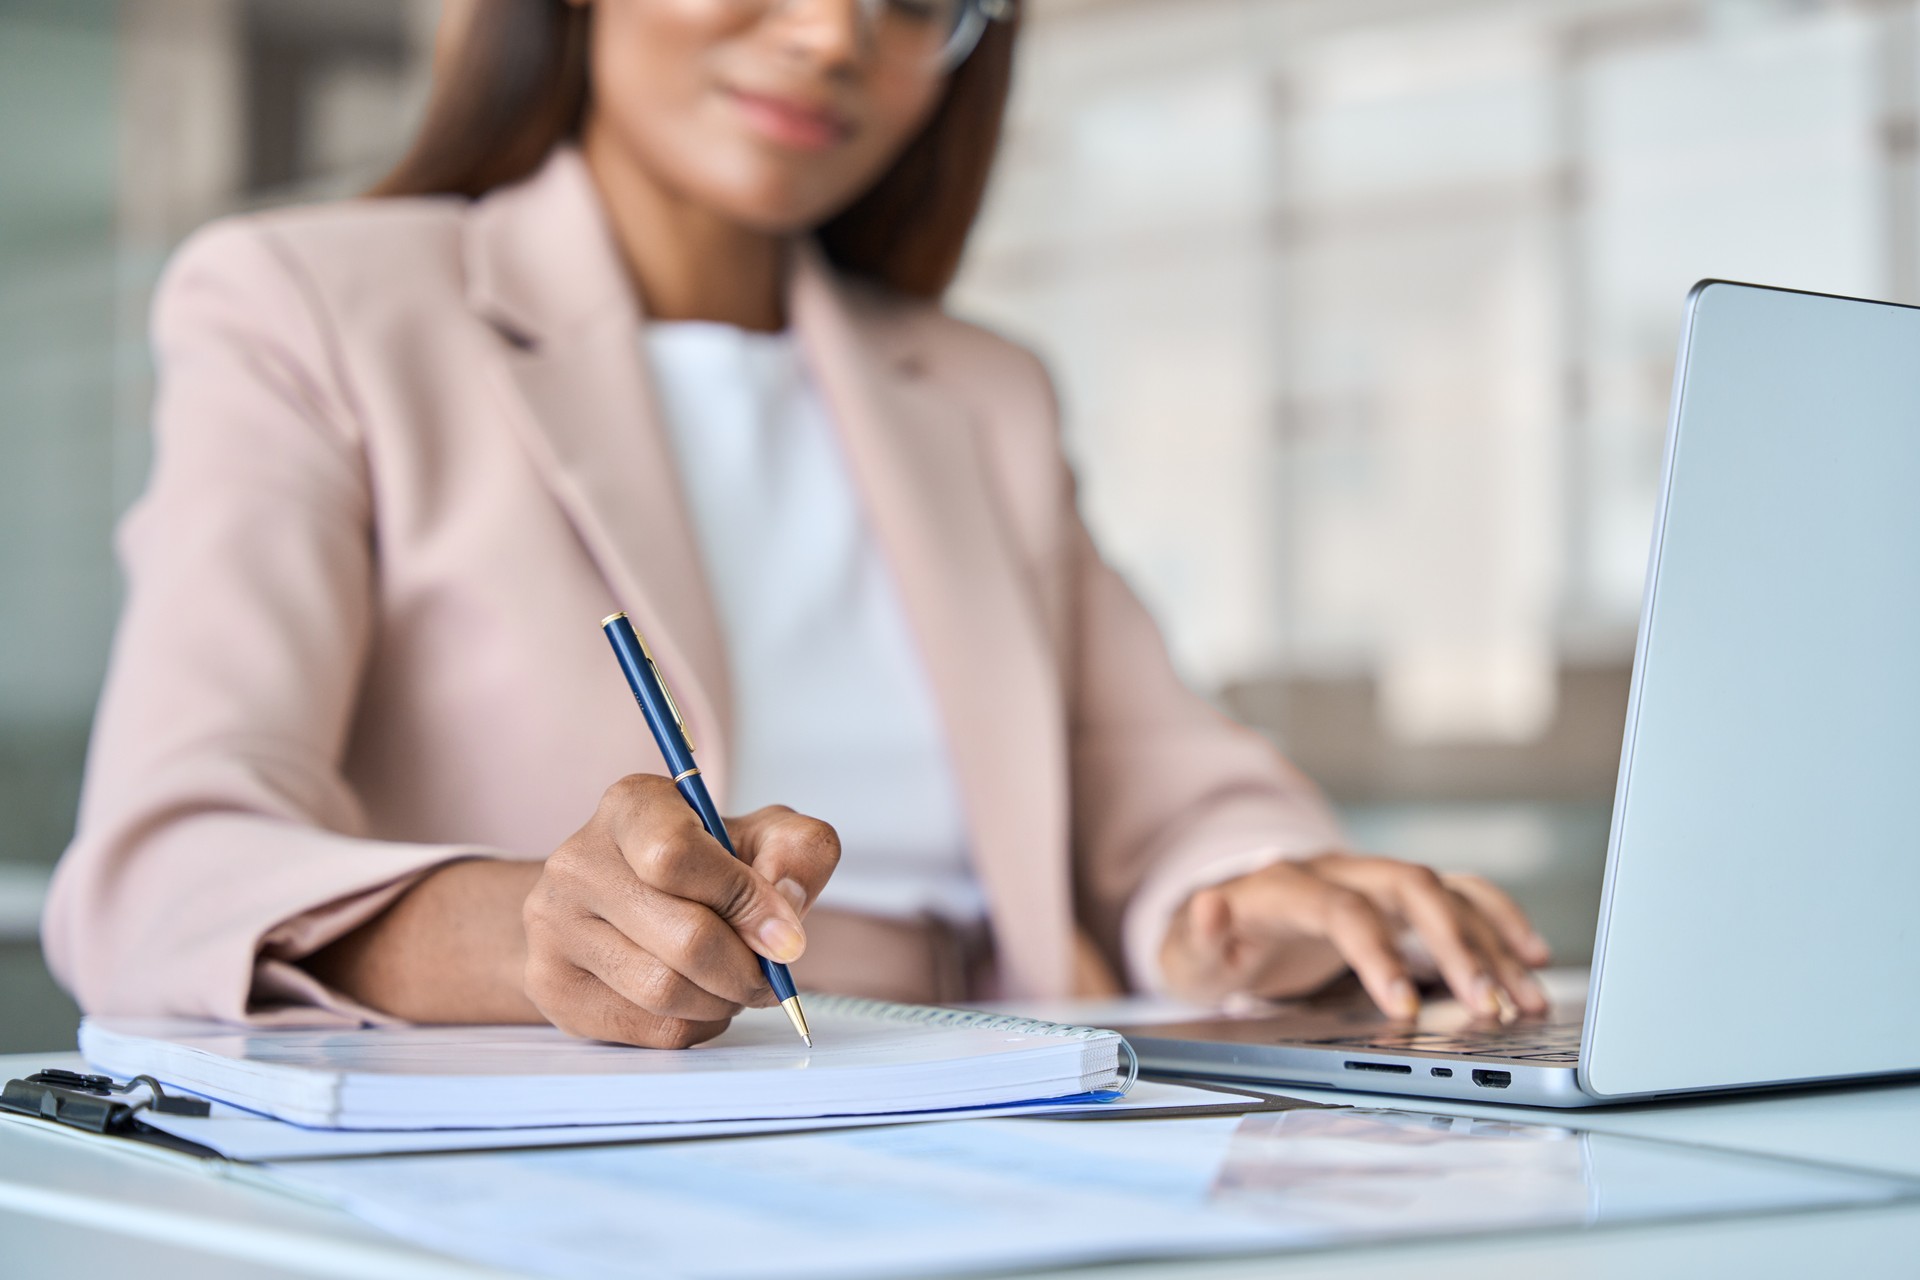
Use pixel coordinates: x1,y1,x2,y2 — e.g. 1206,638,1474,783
80,998,1129,1129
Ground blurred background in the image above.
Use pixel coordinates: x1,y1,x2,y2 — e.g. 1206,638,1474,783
3,0,1915,1051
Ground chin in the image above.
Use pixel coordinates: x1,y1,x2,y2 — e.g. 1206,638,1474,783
703,174,849,238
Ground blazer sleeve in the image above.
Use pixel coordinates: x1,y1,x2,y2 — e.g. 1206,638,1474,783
1045,419,1350,993
40,220,505,1026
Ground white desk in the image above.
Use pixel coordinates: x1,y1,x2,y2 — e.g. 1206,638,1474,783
3,1041,1917,1279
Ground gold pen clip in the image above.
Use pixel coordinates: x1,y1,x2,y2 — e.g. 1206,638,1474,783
642,644,695,754
651,659,695,755
610,613,696,755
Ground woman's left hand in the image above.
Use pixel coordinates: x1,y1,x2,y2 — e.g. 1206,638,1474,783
1158,852,1553,1020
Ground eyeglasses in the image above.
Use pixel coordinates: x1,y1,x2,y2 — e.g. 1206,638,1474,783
746,0,1016,73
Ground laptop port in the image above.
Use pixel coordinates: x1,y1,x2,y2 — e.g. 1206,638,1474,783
1430,1067,1453,1078
1343,1061,1412,1075
1472,1069,1512,1089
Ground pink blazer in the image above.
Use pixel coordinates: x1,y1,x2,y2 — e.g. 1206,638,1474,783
43,147,1345,1025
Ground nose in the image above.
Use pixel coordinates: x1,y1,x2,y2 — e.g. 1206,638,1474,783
766,0,868,69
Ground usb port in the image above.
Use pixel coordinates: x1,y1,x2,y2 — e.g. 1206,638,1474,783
1430,1067,1453,1078
1472,1069,1512,1089
1343,1060,1412,1075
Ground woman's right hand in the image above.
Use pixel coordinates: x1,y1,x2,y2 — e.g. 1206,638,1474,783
521,774,841,1048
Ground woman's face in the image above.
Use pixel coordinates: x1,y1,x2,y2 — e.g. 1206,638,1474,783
581,0,952,232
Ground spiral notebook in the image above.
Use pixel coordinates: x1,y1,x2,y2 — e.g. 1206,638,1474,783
78,997,1135,1131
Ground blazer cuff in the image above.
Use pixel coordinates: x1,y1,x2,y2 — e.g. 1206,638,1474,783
1122,834,1342,996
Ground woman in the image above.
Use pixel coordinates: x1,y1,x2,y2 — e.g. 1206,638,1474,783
44,0,1551,1048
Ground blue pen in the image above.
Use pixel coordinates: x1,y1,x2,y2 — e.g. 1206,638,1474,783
601,612,812,1047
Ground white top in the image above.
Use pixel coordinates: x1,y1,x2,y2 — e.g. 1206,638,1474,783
644,321,986,923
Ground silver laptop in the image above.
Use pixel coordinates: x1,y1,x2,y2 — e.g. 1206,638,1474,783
1123,281,1920,1107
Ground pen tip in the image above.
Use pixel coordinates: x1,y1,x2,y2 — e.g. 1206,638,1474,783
781,994,812,1047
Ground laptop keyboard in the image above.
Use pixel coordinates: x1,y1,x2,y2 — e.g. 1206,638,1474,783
1300,1021,1584,1064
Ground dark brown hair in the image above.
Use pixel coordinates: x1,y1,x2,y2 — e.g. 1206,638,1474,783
373,0,1017,298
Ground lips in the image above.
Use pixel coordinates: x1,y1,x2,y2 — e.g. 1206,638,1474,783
727,87,854,150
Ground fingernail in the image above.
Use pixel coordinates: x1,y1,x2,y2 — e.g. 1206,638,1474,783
758,918,805,964
1388,979,1420,1019
775,878,807,914
1523,975,1549,1008
1469,975,1500,1015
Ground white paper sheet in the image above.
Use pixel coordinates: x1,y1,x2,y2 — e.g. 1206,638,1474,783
255,1109,1918,1280
137,1079,1279,1161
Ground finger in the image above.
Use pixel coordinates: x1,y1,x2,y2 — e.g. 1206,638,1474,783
533,824,772,1008
591,879,776,1008
1190,886,1235,955
1379,864,1503,1018
1157,885,1237,998
602,778,807,965
1183,871,1320,996
1446,873,1552,968
1308,886,1421,1020
728,807,841,917
523,955,732,1049
1451,892,1550,1016
1212,871,1419,1019
569,916,745,1023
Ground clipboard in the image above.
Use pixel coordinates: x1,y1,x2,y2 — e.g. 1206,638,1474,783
0,1068,221,1158
1,1063,1322,1163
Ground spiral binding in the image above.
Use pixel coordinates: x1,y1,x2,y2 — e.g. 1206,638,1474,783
806,994,1140,1095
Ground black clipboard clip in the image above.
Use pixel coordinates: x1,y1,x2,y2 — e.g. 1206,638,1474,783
1,1068,211,1136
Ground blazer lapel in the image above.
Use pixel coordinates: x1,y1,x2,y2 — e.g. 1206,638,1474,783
792,250,1075,997
464,149,734,794
462,154,1072,993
